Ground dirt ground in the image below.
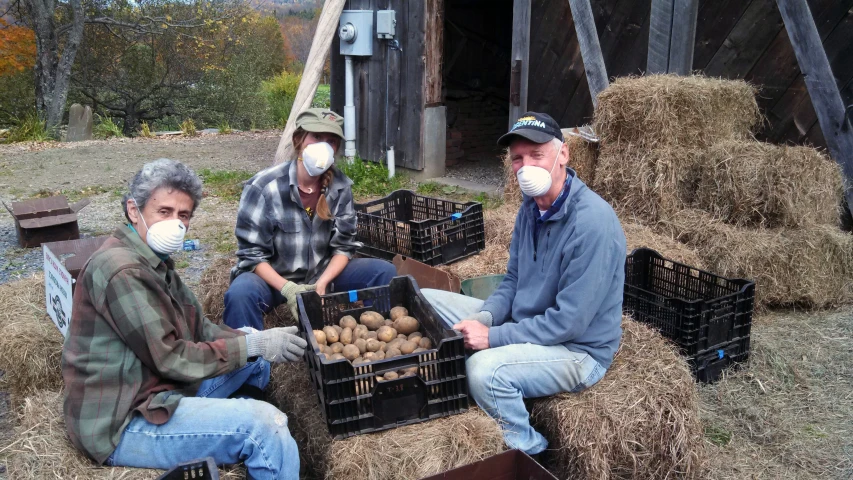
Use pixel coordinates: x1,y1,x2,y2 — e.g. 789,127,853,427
0,135,851,479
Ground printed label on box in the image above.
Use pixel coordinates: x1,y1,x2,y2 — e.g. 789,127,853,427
44,246,73,337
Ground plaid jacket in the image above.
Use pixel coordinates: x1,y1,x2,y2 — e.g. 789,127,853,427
231,160,362,284
62,225,247,464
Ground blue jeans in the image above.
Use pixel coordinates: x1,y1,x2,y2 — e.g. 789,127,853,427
106,359,299,480
421,288,606,455
223,258,397,330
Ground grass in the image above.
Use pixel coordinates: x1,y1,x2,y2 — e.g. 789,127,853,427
312,84,331,108
4,111,51,143
174,259,190,269
337,157,409,200
93,115,123,139
181,118,198,137
139,121,155,138
217,122,233,134
197,168,254,201
27,185,111,202
415,182,503,210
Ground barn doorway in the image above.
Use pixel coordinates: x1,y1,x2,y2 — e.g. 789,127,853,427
443,0,514,183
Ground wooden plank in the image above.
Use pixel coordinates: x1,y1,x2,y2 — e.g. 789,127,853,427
424,0,444,105
703,0,783,77
527,0,571,104
776,0,853,208
274,0,346,164
569,0,609,105
693,0,753,69
668,0,699,74
509,0,532,125
403,0,426,170
773,12,853,144
647,0,674,74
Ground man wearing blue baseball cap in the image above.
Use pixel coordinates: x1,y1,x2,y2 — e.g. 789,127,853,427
422,112,626,456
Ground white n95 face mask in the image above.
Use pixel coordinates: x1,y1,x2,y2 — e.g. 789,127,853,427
301,142,335,177
516,142,562,197
131,196,187,255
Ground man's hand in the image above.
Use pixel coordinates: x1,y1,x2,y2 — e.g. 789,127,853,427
315,279,329,296
245,326,307,363
280,282,316,320
453,320,490,351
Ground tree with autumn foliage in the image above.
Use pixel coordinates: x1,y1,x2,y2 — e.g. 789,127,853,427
0,18,37,125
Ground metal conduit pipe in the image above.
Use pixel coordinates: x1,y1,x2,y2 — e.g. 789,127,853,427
344,55,356,162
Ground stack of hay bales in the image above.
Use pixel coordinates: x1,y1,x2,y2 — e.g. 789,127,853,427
593,74,851,309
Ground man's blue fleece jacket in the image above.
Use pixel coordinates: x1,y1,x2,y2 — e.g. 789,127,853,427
482,168,626,368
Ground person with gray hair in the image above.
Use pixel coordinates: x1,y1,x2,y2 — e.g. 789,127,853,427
62,158,302,479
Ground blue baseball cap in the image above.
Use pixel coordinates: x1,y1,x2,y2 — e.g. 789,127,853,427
497,112,564,147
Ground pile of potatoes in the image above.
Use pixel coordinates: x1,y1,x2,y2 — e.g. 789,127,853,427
313,306,433,366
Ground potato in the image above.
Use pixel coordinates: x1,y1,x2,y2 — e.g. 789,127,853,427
379,341,387,352
354,338,367,354
377,326,397,342
407,332,422,343
340,327,353,345
330,353,345,360
332,325,343,335
383,319,394,327
385,347,401,359
323,326,339,344
384,371,399,381
397,334,408,340
342,344,360,361
363,352,377,362
390,306,409,321
354,324,369,339
330,342,344,354
399,341,417,355
359,311,385,330
366,331,378,340
393,316,420,335
374,350,386,360
399,370,415,378
313,329,327,345
418,337,432,349
413,347,427,353
339,315,358,330
384,338,403,352
366,338,382,352
402,366,418,375
353,357,365,366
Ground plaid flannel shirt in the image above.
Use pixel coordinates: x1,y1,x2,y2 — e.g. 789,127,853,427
231,160,362,284
62,225,247,464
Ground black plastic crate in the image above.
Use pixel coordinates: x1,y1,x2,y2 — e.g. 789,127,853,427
295,276,469,439
624,248,755,382
354,190,486,266
691,337,750,383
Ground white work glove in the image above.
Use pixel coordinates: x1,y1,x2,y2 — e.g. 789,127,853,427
245,326,307,363
464,311,494,327
280,282,316,320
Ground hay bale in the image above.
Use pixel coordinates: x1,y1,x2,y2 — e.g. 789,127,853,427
530,317,706,479
501,149,522,205
267,363,506,480
568,134,599,187
0,274,64,401
440,201,520,280
594,75,760,150
622,222,703,268
693,141,842,228
0,390,243,479
660,210,853,308
595,145,701,223
197,257,293,328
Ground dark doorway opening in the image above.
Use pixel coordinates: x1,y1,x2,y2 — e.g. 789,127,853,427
443,0,513,181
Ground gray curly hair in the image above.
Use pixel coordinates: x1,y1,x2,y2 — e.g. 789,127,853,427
122,159,204,222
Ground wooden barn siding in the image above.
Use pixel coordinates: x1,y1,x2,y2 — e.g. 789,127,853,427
526,0,853,151
330,0,426,169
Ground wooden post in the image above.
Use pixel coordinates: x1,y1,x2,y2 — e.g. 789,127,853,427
509,0,531,126
274,0,346,165
669,0,698,74
776,0,853,209
647,0,674,74
647,0,698,75
568,0,609,107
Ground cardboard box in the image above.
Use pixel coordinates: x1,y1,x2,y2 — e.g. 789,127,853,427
419,450,557,480
43,236,109,336
393,254,461,293
3,195,91,247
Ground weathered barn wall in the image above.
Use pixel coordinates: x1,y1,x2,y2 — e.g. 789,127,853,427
527,0,853,150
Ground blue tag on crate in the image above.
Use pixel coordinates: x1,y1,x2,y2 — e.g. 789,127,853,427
717,349,724,359
348,290,358,302
451,212,462,221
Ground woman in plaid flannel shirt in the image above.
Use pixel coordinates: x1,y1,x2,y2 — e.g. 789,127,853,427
223,108,396,331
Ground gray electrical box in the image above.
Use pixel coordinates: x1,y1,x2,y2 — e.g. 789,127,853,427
376,10,396,39
339,10,373,56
